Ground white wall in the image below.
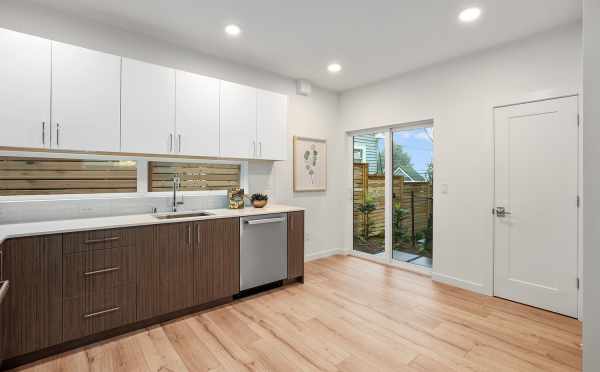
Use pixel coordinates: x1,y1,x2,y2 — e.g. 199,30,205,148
248,88,344,260
339,23,582,295
583,0,600,369
0,0,345,258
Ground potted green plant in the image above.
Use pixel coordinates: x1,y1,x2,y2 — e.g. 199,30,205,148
250,193,269,208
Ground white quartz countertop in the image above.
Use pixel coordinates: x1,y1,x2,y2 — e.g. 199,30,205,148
0,204,304,244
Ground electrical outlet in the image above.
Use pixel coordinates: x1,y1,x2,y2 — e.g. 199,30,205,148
305,233,311,242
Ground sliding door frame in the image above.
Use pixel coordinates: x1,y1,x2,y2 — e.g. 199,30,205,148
347,119,434,276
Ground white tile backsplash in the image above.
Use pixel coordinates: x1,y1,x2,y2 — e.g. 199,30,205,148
0,194,228,224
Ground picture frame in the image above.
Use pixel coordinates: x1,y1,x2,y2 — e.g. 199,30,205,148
293,136,327,192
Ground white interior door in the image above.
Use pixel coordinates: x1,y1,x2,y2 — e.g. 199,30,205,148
51,42,121,152
494,96,579,317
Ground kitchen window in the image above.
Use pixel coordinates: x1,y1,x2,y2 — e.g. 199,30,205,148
0,157,137,196
147,161,241,192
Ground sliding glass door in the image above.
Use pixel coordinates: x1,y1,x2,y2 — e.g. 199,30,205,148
351,125,433,269
352,132,386,256
391,127,433,268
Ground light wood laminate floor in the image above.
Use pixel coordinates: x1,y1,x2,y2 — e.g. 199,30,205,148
13,255,582,372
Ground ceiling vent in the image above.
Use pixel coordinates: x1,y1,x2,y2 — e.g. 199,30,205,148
296,79,312,96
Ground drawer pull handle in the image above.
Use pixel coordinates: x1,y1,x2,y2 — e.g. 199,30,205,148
84,236,120,244
83,306,121,319
83,266,120,276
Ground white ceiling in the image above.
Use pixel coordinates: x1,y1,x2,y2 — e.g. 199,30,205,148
28,0,581,91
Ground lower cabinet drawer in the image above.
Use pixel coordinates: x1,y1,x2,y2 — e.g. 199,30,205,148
63,246,136,299
63,284,136,342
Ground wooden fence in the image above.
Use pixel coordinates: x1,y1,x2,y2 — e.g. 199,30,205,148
0,157,137,195
353,163,432,238
148,162,241,192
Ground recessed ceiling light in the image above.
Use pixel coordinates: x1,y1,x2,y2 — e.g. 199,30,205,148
327,63,342,73
225,24,241,37
458,7,482,23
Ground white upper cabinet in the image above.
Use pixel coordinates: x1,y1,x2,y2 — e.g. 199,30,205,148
175,71,220,157
121,58,176,154
0,28,51,149
0,28,288,160
257,90,288,160
51,42,121,152
220,81,258,158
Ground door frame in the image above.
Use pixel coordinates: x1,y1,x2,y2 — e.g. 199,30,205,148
491,93,582,319
346,119,435,276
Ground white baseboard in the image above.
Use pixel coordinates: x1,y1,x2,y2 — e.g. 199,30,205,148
432,272,490,296
305,249,344,262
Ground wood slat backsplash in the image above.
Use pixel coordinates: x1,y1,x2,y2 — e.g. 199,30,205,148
148,162,241,192
0,158,137,196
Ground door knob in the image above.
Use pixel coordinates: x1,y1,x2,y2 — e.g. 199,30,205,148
495,207,512,217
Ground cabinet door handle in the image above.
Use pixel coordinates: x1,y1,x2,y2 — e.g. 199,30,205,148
178,134,182,153
197,225,200,244
169,133,174,152
188,225,192,245
0,280,9,305
42,122,46,145
83,306,120,319
259,142,262,157
83,266,120,276
56,123,60,147
252,141,256,157
84,236,120,244
0,249,3,281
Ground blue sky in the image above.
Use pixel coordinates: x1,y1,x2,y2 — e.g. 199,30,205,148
377,128,433,173
394,128,433,173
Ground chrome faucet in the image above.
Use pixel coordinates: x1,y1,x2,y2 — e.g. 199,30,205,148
171,176,184,212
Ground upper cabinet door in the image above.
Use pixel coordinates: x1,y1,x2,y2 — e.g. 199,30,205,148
175,71,220,157
257,90,288,160
121,58,175,155
0,28,51,149
220,81,257,159
51,42,121,152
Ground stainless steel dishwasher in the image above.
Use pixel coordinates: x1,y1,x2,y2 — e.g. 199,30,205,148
240,213,287,291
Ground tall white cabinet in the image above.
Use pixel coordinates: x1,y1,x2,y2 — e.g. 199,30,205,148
257,90,288,160
0,28,51,149
220,81,258,159
175,71,220,157
220,83,288,160
121,58,176,155
51,42,121,152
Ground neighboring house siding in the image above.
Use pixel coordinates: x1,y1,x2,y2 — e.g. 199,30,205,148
353,134,379,174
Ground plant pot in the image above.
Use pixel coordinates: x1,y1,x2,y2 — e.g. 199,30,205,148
252,199,268,208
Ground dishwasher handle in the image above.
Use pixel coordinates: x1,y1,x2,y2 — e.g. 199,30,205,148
245,217,285,225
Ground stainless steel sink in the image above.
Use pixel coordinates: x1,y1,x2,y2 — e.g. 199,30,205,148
153,211,213,220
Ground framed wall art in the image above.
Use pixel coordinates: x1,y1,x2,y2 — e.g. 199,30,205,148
293,136,327,192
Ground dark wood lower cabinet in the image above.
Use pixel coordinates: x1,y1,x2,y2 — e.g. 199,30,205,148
157,222,196,314
62,284,137,342
136,227,160,321
1,213,304,369
1,235,63,359
196,218,240,303
288,211,305,280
